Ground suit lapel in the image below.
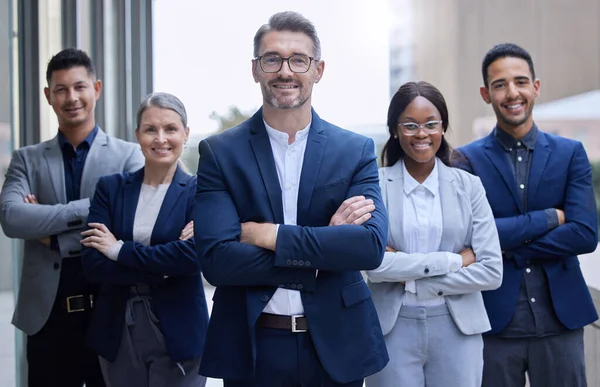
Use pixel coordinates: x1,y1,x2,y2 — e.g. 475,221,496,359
384,161,405,251
248,111,284,224
122,168,144,241
81,129,108,198
484,133,523,212
297,113,327,223
438,162,460,251
44,137,66,204
527,132,551,209
151,167,187,244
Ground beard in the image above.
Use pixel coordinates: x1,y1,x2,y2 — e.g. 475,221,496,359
260,78,310,110
493,102,534,128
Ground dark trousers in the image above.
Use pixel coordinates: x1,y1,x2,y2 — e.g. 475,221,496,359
482,328,586,387
224,328,364,387
27,257,105,387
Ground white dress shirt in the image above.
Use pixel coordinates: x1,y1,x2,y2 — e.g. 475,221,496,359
401,160,462,306
262,120,311,316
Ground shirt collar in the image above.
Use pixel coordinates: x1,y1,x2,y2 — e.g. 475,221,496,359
402,158,439,196
58,125,99,151
264,120,311,145
494,123,538,151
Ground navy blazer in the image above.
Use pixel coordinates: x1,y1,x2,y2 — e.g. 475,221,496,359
457,128,598,334
82,167,209,362
194,109,389,383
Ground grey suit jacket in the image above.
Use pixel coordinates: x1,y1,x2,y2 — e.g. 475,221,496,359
0,129,144,335
367,159,503,336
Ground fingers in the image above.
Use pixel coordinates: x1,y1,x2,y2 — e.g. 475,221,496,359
24,194,39,204
346,201,375,224
337,196,365,214
352,212,372,225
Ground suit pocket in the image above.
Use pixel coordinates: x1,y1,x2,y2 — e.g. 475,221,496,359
314,178,348,193
341,280,372,307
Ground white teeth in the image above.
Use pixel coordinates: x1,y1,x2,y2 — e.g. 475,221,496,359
413,143,431,149
274,85,296,89
507,104,521,109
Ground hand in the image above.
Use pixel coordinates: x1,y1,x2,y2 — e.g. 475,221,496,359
38,237,51,247
180,221,194,240
81,223,118,257
555,209,565,226
329,196,375,226
386,246,397,253
459,247,476,267
24,194,39,204
241,222,277,251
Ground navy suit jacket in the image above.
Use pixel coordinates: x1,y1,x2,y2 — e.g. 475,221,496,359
82,167,209,362
457,128,598,334
194,109,389,383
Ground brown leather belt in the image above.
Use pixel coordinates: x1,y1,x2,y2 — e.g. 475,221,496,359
257,313,308,332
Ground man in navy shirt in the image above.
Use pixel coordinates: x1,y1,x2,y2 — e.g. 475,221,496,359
0,48,143,387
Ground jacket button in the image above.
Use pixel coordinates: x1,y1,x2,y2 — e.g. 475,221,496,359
290,284,297,289
260,295,269,302
437,291,443,296
278,284,285,288
298,261,304,266
305,261,311,267
297,284,303,290
53,263,60,270
292,260,298,266
286,259,292,265
424,268,430,274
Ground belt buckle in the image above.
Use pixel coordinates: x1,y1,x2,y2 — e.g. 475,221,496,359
66,295,85,313
291,315,306,333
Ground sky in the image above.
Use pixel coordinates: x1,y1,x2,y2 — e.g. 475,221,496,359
153,0,390,136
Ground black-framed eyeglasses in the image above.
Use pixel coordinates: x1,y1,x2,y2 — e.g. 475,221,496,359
398,120,443,136
256,54,315,73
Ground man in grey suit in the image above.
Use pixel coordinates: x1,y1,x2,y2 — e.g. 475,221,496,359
0,48,143,387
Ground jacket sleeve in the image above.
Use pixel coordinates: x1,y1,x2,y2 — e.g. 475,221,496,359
81,177,166,285
0,149,90,240
510,143,598,267
274,138,387,272
195,139,318,290
414,177,503,298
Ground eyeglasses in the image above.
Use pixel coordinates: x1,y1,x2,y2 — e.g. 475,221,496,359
256,54,315,73
398,120,443,136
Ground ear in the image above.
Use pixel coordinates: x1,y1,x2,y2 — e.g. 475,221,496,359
480,86,491,104
134,129,141,144
252,59,260,83
314,59,325,83
185,127,190,143
43,87,51,105
533,78,541,98
94,79,103,100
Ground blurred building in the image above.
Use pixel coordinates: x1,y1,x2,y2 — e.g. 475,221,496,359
389,0,600,147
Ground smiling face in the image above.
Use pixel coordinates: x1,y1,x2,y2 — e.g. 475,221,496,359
252,30,324,110
135,106,189,169
44,66,102,132
397,96,444,167
481,56,540,137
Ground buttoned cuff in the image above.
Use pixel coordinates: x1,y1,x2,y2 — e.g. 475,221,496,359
446,252,463,272
545,208,559,230
107,240,124,261
405,280,416,293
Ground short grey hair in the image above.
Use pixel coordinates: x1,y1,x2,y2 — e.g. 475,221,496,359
136,92,188,129
253,11,321,60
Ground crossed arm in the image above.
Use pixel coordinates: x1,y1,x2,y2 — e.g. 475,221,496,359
194,138,387,291
81,178,197,285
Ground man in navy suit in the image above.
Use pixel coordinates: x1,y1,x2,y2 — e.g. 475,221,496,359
457,43,598,387
194,11,389,387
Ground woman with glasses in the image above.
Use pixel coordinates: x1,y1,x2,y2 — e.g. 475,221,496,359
365,81,503,387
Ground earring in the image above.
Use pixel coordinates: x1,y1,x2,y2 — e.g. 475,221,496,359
393,135,398,139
